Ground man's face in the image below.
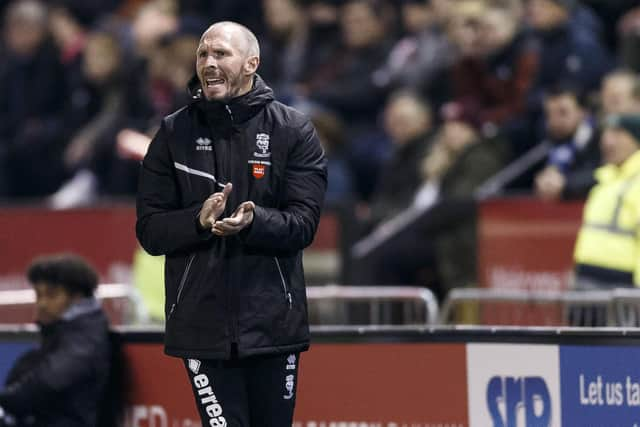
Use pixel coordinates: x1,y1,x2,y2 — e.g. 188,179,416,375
525,0,568,31
341,1,383,49
544,94,584,140
601,77,640,116
196,27,254,101
383,96,431,146
601,128,639,167
33,283,75,325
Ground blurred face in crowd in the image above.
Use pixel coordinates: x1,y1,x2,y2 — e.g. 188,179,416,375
402,1,434,34
132,3,178,56
601,128,639,167
263,0,301,38
525,0,569,31
341,0,385,49
4,0,47,57
196,23,259,101
601,74,640,116
544,93,584,141
384,94,432,146
442,120,477,153
34,282,77,325
83,33,121,84
479,8,517,56
447,1,485,58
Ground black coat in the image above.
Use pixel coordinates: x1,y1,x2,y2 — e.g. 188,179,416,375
136,76,327,359
0,306,110,427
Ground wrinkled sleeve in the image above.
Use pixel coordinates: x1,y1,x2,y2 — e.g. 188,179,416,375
242,118,328,251
136,120,211,256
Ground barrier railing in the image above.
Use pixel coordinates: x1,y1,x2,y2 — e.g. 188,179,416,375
306,285,439,326
439,287,638,326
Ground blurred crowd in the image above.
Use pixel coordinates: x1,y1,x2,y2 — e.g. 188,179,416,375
0,0,639,208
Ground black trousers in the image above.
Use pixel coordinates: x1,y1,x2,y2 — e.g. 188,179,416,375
183,352,300,427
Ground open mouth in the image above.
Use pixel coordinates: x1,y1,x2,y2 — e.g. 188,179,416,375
205,77,225,88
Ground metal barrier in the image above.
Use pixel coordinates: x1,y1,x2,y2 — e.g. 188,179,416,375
306,285,439,326
440,288,619,326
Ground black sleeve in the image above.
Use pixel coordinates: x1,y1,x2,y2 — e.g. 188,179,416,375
136,120,212,256
241,118,328,251
0,332,96,416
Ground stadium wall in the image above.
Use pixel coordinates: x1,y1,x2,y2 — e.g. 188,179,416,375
2,326,640,426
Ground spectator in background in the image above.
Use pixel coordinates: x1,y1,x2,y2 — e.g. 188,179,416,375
534,84,600,200
303,0,395,201
305,0,394,138
373,0,454,100
259,0,310,102
0,0,68,198
367,91,435,227
618,6,640,72
525,0,614,98
574,114,640,289
0,254,111,426
600,69,640,116
445,0,538,134
49,30,151,208
310,108,355,205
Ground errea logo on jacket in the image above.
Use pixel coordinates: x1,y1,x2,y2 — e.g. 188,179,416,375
196,137,212,151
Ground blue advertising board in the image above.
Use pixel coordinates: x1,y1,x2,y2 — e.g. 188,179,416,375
560,346,640,427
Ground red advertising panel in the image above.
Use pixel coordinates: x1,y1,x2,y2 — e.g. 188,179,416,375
123,343,468,427
478,198,584,291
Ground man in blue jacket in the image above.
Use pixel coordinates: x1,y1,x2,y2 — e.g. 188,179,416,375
136,21,327,426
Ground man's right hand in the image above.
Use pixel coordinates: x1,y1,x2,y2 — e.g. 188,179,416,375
199,183,233,229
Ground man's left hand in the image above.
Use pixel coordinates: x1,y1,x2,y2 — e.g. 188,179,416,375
212,201,255,236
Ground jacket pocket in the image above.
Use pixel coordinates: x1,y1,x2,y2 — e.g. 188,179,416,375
168,253,196,319
274,257,293,310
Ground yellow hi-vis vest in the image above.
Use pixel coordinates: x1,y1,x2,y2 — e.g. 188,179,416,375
574,150,640,286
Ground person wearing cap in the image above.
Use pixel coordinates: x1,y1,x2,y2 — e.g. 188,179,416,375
573,114,640,290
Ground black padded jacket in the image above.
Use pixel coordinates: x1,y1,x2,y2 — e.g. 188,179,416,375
136,76,327,359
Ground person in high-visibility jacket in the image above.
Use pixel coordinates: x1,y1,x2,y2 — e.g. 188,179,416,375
574,113,640,288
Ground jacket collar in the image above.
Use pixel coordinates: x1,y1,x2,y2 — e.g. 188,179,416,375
596,150,640,183
188,74,275,126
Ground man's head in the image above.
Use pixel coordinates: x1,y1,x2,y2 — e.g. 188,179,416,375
341,0,387,49
263,0,304,39
4,0,47,58
27,254,98,325
384,91,432,146
544,84,586,141
601,114,640,167
196,21,260,101
446,0,486,58
478,3,520,56
525,0,572,32
601,70,640,116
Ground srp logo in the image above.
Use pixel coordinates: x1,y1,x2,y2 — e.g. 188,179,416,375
467,344,561,427
486,376,551,427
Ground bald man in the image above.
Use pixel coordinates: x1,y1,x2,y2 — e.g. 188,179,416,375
136,21,327,426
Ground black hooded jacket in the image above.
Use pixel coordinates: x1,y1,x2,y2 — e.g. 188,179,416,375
0,301,110,427
136,75,327,359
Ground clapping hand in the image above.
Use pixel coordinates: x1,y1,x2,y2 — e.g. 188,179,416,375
199,183,233,229
212,201,256,236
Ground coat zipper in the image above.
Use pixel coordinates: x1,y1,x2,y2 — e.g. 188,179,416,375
274,257,292,309
168,254,196,319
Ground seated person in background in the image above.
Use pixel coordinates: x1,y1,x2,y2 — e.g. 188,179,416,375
0,254,111,427
535,84,600,200
574,114,640,289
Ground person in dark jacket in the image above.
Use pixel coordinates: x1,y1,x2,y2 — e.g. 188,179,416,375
534,84,600,200
0,254,111,427
136,21,327,427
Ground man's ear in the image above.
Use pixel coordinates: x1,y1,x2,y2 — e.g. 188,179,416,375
244,56,259,75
